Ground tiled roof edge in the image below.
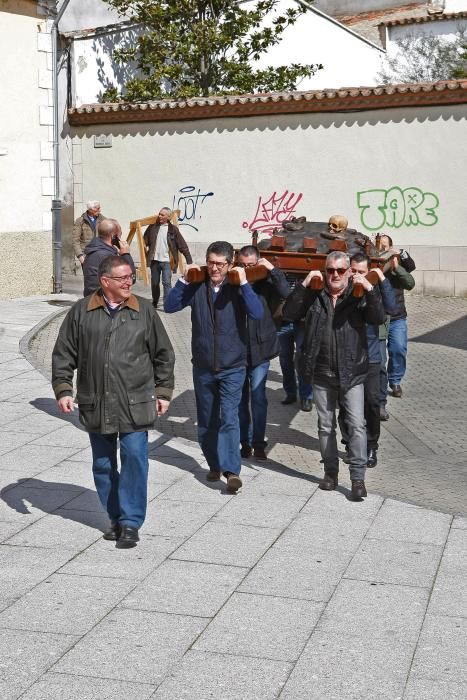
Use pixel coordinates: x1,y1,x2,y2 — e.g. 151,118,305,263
381,10,467,27
68,80,467,126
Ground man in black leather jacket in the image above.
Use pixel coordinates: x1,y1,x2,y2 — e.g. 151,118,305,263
283,251,385,500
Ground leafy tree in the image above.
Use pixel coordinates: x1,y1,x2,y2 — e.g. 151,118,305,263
101,0,322,101
379,30,467,84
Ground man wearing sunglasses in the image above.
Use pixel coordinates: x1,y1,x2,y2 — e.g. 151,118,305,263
283,251,385,500
165,241,263,493
52,256,175,549
82,218,136,297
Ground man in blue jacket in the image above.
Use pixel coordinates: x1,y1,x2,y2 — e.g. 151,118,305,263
236,245,290,461
164,241,263,493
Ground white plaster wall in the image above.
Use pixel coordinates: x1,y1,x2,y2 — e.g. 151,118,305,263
388,17,467,50
445,0,467,11
58,0,125,32
0,12,47,233
72,104,467,254
73,27,142,106
246,1,384,90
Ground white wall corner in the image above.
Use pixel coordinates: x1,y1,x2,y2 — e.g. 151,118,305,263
38,68,53,90
41,177,55,196
42,211,52,231
37,32,52,53
41,141,54,160
39,105,54,126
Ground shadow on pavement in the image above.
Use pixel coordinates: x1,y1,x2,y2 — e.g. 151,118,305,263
411,315,467,350
0,478,108,531
30,397,85,430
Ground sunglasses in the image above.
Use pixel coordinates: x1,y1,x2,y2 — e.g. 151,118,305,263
326,267,348,276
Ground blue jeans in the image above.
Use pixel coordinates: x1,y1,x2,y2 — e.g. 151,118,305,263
193,366,246,475
150,260,172,306
278,322,313,400
89,431,149,528
387,318,408,386
239,361,269,447
314,383,367,481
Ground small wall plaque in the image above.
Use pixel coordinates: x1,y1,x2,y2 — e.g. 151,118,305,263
94,135,112,148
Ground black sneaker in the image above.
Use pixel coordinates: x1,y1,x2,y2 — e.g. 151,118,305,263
240,443,252,458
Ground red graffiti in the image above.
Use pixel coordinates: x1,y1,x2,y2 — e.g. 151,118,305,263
242,190,303,235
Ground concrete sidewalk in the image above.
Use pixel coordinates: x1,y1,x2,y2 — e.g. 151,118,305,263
0,292,466,699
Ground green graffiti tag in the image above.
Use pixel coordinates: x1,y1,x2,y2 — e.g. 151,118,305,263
357,187,439,231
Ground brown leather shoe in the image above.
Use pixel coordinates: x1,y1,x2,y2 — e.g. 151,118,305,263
351,480,367,500
206,469,221,481
319,473,338,490
253,446,267,460
390,384,402,398
224,472,243,493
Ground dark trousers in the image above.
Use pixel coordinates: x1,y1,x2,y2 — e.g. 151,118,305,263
365,363,381,450
150,260,172,306
339,363,380,451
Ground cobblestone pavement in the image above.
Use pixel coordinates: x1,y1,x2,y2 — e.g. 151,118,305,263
0,292,466,698
29,290,467,517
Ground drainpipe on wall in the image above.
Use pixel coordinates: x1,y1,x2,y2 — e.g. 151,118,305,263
51,0,72,293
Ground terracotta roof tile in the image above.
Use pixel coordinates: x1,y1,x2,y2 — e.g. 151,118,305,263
68,80,467,126
381,10,467,27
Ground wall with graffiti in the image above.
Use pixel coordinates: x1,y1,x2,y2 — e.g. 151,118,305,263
74,104,467,257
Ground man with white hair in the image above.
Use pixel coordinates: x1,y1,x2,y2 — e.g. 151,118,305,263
283,251,385,501
144,207,193,308
72,200,106,265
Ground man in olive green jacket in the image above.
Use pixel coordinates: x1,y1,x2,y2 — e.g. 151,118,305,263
72,200,106,264
52,256,175,548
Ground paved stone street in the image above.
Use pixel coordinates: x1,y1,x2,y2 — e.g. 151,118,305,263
0,288,466,699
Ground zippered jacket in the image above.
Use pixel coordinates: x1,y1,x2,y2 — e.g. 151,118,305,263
283,282,385,389
165,278,263,371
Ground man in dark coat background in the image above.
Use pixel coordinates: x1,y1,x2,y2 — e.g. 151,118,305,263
83,219,135,297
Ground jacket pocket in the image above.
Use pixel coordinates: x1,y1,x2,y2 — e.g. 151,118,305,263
76,393,100,430
128,389,157,427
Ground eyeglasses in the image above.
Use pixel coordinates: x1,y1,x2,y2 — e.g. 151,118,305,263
326,267,348,276
237,262,257,268
104,274,136,283
207,260,229,269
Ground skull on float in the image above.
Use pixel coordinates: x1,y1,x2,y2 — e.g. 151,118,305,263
328,215,348,235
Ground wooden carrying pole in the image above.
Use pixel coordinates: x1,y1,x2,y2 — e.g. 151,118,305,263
127,211,181,287
127,216,157,287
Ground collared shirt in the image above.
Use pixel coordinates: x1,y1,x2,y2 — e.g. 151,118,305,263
102,294,123,317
